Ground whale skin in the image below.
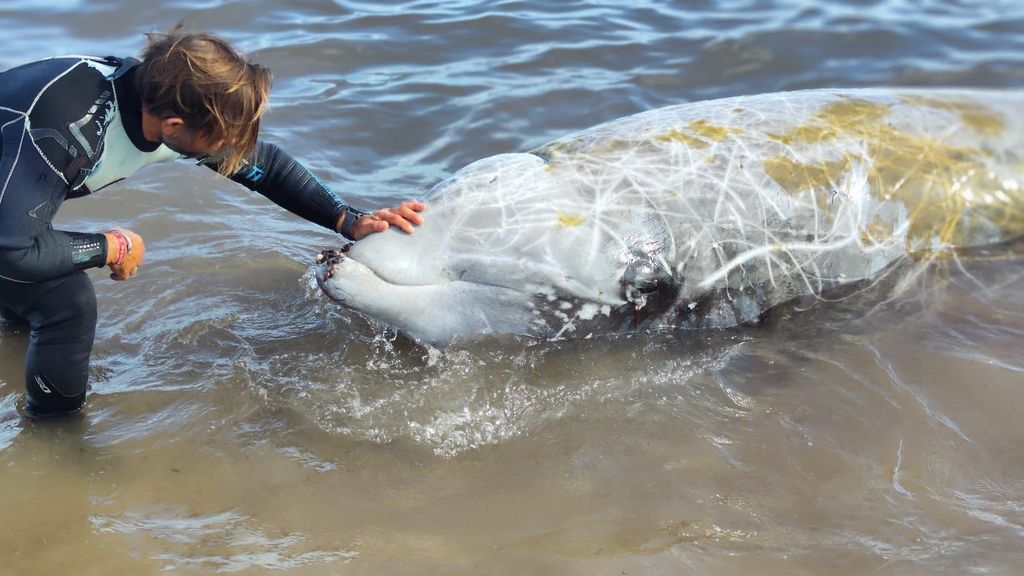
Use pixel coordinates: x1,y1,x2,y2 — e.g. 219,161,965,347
316,88,1024,345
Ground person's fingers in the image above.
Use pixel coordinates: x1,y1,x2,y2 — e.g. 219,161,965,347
396,205,425,225
392,217,415,234
108,262,141,280
353,206,425,239
377,209,415,234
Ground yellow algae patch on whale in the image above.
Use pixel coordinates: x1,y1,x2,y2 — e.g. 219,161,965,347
764,156,852,195
860,130,994,246
538,136,636,160
901,96,1006,137
557,212,586,228
655,130,709,149
767,124,839,146
817,97,893,132
655,120,743,149
765,98,891,148
688,119,740,142
761,96,1024,248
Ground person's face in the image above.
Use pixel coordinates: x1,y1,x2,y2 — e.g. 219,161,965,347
159,119,225,161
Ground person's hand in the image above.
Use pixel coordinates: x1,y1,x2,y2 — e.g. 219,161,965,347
104,229,146,281
348,201,427,240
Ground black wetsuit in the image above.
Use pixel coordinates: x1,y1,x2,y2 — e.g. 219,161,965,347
0,55,366,416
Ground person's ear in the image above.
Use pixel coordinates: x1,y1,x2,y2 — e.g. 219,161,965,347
159,117,187,137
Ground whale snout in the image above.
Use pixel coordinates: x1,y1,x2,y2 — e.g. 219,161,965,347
316,245,353,280
314,251,346,305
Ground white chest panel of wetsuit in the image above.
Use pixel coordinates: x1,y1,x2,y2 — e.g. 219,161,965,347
80,60,181,193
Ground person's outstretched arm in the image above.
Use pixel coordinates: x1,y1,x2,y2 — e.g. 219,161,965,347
204,142,425,240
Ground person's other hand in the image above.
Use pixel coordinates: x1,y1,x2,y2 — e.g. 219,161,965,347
350,201,427,240
104,229,146,281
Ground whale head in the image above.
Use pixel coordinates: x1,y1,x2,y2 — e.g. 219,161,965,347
314,243,541,345
314,153,646,345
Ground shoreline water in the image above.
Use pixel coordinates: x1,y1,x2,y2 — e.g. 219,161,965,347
1,2,1022,573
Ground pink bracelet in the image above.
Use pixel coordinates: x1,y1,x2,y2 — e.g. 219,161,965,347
107,230,129,266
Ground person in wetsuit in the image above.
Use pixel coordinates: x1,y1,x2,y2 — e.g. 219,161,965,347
0,25,426,417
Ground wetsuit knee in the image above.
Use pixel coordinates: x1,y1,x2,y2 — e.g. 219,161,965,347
25,380,86,418
18,271,97,416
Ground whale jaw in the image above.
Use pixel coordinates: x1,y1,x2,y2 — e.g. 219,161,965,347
315,248,547,345
314,246,694,345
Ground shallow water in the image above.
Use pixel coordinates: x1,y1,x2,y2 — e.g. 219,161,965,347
1,1,1023,574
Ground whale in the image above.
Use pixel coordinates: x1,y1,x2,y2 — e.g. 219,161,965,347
315,88,1024,345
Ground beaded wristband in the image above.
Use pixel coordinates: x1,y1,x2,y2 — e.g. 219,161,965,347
107,230,129,266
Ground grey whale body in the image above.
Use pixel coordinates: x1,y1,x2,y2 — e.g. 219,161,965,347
316,88,1024,345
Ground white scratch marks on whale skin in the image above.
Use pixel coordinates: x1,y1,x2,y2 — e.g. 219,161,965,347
317,88,1024,345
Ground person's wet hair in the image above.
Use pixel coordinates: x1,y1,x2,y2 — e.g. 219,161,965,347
135,22,272,176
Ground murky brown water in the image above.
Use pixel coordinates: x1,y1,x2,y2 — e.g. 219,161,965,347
1,1,1023,574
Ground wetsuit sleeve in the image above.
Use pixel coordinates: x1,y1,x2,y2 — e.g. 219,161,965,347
0,230,107,283
205,142,369,240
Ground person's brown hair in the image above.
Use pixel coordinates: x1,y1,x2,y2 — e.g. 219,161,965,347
136,23,272,176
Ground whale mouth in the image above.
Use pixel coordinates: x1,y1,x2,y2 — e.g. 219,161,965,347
316,244,474,308
315,245,365,305
315,246,349,281
318,242,504,291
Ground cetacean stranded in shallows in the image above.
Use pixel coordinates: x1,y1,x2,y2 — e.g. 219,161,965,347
316,88,1024,345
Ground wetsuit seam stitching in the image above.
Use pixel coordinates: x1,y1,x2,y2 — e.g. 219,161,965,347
0,119,62,285
0,106,26,116
0,116,28,211
18,60,89,188
26,118,70,186
0,273,34,284
43,55,106,62
25,59,84,117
